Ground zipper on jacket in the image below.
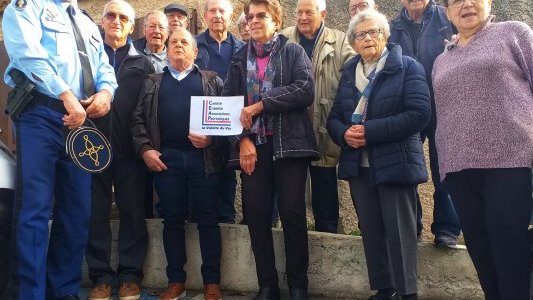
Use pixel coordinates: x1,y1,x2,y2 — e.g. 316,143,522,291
275,51,284,160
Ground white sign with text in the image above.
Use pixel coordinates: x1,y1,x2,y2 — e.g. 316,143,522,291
189,96,244,136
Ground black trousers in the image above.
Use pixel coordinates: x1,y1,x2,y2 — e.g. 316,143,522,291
309,166,339,233
0,188,14,298
86,159,148,286
241,140,310,289
349,168,418,295
446,168,532,300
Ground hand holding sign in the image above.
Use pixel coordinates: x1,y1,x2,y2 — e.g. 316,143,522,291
190,96,244,136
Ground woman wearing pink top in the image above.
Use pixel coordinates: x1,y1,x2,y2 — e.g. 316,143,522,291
222,0,318,299
432,0,533,299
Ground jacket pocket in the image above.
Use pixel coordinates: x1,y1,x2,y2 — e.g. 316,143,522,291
41,15,70,57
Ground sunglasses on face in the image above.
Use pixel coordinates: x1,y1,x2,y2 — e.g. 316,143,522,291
246,11,270,22
105,12,130,23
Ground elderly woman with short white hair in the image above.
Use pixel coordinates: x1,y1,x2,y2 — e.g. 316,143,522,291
327,10,431,300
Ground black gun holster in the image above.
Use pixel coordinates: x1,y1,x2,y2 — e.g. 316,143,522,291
5,69,35,119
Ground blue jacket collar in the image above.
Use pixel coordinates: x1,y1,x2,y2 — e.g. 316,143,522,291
393,0,436,27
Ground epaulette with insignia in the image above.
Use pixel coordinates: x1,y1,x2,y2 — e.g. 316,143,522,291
14,0,28,10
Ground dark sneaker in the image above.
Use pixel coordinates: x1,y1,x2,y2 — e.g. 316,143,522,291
251,286,280,300
88,283,112,300
434,234,459,249
401,293,418,300
288,287,308,300
367,289,399,300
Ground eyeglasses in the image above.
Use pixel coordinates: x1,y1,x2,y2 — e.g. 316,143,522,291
448,0,481,7
105,12,130,23
145,24,168,31
354,28,381,40
246,11,271,22
349,2,369,15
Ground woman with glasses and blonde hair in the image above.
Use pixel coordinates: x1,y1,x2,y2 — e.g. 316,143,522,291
327,10,430,300
222,0,317,299
432,0,533,298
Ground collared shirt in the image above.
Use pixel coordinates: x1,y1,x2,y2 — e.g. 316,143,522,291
167,64,196,81
2,0,117,100
143,46,169,73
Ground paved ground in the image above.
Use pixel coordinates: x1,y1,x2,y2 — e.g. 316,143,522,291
79,288,358,300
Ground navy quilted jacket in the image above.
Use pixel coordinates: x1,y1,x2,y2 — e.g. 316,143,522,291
327,43,430,185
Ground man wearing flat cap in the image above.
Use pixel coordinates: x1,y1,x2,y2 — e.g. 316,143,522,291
165,3,189,31
133,3,189,57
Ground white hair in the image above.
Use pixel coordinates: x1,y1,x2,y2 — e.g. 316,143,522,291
143,10,168,28
169,28,197,49
204,0,234,15
297,0,326,12
316,0,326,12
103,0,136,24
346,9,390,44
237,12,247,26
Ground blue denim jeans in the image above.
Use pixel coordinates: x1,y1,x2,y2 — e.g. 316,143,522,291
420,124,461,238
154,147,221,284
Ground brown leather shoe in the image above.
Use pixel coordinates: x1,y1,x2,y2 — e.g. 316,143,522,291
159,283,186,300
88,283,111,300
118,282,141,300
204,284,222,300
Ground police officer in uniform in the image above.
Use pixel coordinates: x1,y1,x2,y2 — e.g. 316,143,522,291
2,0,117,299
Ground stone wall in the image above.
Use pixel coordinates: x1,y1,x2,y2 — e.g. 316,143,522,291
74,0,532,34
0,0,531,51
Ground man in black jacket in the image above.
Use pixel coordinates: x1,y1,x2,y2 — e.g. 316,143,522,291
131,28,224,300
86,1,155,300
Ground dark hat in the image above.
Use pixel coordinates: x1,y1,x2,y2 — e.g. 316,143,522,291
164,3,188,16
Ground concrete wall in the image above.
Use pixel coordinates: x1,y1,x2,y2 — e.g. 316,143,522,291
82,220,484,299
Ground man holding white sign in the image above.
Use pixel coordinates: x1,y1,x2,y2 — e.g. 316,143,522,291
131,28,225,300
190,95,243,136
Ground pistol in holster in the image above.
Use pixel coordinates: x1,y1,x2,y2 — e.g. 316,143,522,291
5,69,35,119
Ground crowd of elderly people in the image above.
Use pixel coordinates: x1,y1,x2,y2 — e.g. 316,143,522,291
1,0,531,299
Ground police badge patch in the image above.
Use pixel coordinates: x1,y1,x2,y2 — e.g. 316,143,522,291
14,0,27,10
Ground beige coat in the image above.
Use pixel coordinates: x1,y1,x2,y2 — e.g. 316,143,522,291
281,25,355,167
